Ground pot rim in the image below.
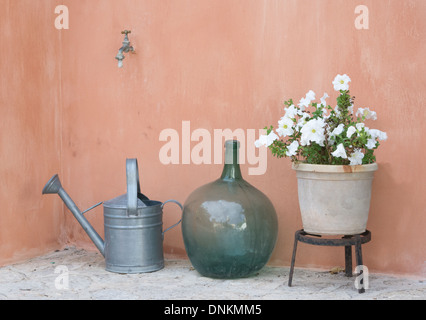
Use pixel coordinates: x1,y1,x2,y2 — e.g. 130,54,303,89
292,162,378,173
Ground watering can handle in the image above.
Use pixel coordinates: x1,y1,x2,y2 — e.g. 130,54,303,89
162,200,183,234
126,159,141,216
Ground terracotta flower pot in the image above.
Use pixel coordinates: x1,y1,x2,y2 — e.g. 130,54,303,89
292,163,378,235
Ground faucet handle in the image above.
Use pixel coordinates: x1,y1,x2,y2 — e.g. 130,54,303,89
121,30,131,35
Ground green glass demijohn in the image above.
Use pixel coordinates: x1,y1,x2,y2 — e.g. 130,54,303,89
182,140,278,279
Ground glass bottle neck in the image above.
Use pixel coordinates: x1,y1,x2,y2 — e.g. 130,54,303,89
220,141,242,180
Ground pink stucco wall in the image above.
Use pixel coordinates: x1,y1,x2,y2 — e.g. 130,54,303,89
0,0,65,265
1,0,425,276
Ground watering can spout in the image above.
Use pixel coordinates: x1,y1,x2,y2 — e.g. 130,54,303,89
42,174,105,257
42,174,62,195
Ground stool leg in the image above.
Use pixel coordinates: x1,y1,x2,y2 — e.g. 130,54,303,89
342,235,353,277
344,245,352,277
355,235,365,294
288,231,300,287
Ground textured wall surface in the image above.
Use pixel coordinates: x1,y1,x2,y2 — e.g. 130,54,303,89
1,0,425,276
0,0,65,265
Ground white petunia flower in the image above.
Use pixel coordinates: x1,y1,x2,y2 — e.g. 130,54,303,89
267,131,280,145
254,137,265,148
346,126,357,138
254,139,263,148
369,129,388,141
306,90,316,101
331,124,345,136
348,148,365,165
365,138,377,149
296,112,311,129
355,123,365,136
300,118,326,147
276,116,294,137
298,97,310,111
331,143,348,159
356,123,365,131
284,104,299,119
286,141,299,157
255,131,279,148
334,105,341,116
298,90,316,111
333,74,351,91
356,107,377,120
328,124,345,146
319,93,330,116
320,92,329,106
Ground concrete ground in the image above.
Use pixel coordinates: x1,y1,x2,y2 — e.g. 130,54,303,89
0,247,424,300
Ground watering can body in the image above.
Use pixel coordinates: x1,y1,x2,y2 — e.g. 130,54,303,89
102,195,181,273
42,159,182,274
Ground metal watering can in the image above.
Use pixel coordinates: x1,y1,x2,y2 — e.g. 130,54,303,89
42,159,183,274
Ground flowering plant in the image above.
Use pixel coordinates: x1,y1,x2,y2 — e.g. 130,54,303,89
255,74,387,165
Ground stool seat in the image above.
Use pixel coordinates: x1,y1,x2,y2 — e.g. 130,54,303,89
288,229,371,293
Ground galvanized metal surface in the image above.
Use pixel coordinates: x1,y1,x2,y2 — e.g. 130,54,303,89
42,159,183,274
42,174,105,256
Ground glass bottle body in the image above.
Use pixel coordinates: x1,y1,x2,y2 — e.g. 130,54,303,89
182,140,278,279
